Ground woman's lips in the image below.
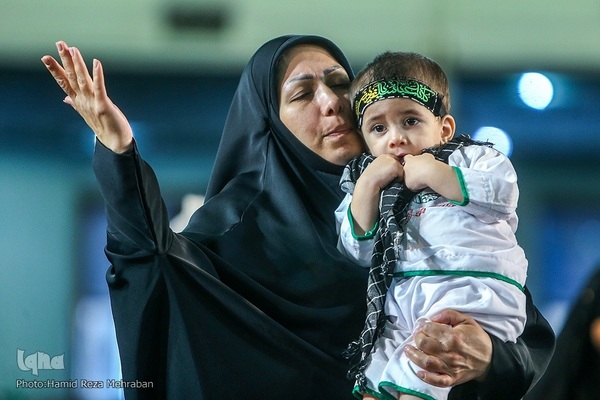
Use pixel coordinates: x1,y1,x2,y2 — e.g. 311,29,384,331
326,125,353,137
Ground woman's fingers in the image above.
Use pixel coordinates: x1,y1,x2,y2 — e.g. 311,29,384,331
50,41,94,101
404,344,453,387
41,41,89,101
43,41,134,153
41,55,74,99
43,42,98,111
70,46,94,96
92,58,108,103
55,41,79,96
406,311,493,387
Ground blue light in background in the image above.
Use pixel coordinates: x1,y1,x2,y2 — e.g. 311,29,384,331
518,72,554,110
472,126,513,157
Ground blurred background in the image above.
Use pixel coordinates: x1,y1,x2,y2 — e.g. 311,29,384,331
1,0,600,398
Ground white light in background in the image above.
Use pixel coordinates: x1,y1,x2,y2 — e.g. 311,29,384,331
472,126,513,157
518,72,554,110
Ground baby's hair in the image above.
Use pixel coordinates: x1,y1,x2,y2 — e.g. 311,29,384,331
350,51,451,114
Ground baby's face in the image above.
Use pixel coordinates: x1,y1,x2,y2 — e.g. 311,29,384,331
360,97,450,158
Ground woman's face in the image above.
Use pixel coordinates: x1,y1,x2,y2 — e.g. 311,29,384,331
278,45,364,166
591,316,600,353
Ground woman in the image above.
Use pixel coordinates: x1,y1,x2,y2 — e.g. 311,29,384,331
525,267,600,400
42,35,554,399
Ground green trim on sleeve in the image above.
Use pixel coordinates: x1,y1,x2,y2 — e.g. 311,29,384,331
448,166,470,206
348,206,378,241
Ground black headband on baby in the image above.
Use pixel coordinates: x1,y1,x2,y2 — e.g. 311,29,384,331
353,78,446,129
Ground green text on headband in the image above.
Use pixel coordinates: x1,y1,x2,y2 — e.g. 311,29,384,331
353,78,446,128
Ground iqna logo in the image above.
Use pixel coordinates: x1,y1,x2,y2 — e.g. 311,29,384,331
17,349,65,376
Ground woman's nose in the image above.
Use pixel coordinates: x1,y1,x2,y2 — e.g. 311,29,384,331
317,86,342,115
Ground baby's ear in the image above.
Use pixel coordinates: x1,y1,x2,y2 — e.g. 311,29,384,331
440,114,456,143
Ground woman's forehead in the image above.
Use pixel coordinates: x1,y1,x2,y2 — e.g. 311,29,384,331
279,45,345,83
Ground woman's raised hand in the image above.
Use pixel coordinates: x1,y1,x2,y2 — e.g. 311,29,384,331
41,41,133,153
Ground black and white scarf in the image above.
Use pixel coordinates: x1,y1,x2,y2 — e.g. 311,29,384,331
341,134,491,388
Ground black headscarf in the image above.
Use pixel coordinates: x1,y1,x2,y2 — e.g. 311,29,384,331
182,34,367,354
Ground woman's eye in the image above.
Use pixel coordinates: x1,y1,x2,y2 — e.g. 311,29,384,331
333,81,350,89
291,91,310,101
327,75,350,89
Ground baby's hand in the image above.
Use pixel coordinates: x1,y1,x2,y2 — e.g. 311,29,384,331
361,154,404,191
402,153,438,191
